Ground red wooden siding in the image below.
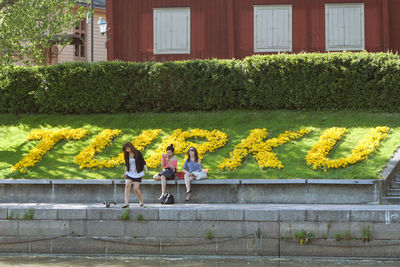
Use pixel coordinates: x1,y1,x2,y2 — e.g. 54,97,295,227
107,0,400,62
389,0,400,52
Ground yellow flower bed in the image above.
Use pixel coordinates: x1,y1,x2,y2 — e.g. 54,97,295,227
11,126,391,173
74,129,161,169
305,126,390,170
219,128,311,170
11,129,89,173
146,128,228,169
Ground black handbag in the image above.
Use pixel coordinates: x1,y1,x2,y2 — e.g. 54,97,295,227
161,193,174,204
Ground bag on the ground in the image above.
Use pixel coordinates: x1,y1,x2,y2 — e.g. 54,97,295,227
161,193,174,204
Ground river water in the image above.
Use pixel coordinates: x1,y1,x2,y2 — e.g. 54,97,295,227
0,255,399,267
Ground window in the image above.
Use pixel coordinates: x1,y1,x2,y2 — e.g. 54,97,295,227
325,4,365,51
74,19,86,58
254,5,292,52
153,8,190,54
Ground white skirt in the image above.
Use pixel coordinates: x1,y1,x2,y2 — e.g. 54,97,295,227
192,170,207,180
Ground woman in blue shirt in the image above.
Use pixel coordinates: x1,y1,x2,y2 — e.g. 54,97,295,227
183,147,207,201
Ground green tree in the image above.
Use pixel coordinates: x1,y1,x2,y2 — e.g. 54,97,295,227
0,0,89,66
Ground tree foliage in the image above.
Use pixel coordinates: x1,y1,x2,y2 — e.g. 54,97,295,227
0,0,88,66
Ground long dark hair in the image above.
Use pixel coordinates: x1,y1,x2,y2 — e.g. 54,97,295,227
122,142,138,161
186,147,199,163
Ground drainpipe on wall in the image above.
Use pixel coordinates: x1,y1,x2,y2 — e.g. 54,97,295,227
90,0,94,62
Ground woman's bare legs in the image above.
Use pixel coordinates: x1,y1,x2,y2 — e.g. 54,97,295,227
184,173,195,201
160,175,167,196
124,179,132,206
153,174,167,199
133,182,143,206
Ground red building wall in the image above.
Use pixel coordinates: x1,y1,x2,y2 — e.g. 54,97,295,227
389,0,400,52
107,0,400,62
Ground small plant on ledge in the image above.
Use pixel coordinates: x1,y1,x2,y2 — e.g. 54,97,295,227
121,209,130,221
293,230,314,245
206,230,214,240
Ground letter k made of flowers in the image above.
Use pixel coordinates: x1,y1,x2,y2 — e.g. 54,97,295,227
219,128,311,170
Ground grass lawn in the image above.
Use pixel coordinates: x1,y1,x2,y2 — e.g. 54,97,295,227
1,110,400,180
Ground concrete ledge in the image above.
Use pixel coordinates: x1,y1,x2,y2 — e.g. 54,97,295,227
0,179,381,204
241,179,306,184
51,180,113,185
307,179,376,185
0,179,51,184
0,178,376,185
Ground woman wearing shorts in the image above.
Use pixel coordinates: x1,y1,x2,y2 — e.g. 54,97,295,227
121,142,149,208
153,144,177,200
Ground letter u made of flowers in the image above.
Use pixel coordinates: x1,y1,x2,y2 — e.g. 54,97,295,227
305,126,390,171
11,129,89,173
74,129,161,169
146,129,228,169
218,128,311,170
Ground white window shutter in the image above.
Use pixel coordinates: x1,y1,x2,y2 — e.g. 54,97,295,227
327,7,344,48
274,8,291,49
172,11,188,50
254,5,292,52
153,8,190,54
325,4,364,51
344,7,362,47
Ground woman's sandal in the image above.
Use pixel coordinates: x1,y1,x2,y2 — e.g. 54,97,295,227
185,190,191,201
121,204,129,208
139,203,144,207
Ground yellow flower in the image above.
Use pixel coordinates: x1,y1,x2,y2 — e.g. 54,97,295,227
11,129,89,173
74,129,161,169
219,128,311,170
305,126,390,170
146,129,228,169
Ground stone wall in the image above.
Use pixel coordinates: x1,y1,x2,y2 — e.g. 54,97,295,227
0,179,381,204
1,203,400,257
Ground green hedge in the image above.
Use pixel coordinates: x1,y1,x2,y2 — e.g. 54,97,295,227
243,52,400,111
0,66,40,113
1,52,400,114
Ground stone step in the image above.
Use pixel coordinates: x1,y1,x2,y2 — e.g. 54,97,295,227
386,189,400,196
395,175,400,182
391,182,400,189
381,196,400,205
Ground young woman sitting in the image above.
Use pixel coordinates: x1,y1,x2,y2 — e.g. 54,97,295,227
153,144,177,200
183,147,207,201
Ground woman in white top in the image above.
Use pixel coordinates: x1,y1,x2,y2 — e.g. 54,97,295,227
121,142,150,208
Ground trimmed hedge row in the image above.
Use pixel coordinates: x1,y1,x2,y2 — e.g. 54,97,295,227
1,52,400,114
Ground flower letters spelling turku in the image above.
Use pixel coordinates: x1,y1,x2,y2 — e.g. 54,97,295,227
11,127,390,173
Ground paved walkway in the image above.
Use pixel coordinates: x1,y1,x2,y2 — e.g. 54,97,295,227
1,203,400,223
1,203,400,210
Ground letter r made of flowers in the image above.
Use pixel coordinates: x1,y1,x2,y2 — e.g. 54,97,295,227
218,128,311,170
11,129,89,173
146,128,228,169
